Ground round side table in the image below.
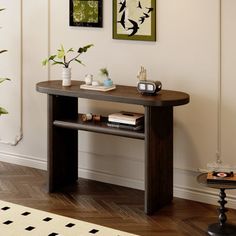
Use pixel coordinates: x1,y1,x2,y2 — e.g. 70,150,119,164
197,173,236,236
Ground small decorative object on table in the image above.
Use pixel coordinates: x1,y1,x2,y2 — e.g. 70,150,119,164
80,67,116,91
81,113,101,122
137,66,147,81
42,44,93,86
81,113,93,122
137,66,162,95
207,171,236,183
100,68,113,87
84,74,93,85
197,172,236,236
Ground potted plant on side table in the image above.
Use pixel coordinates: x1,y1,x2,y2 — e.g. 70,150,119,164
42,44,93,86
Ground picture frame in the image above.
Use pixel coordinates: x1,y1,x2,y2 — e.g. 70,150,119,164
69,0,103,28
113,0,156,41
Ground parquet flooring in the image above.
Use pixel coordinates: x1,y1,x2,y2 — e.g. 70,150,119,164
0,161,236,236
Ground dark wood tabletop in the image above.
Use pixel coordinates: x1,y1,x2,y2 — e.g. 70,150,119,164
36,80,190,107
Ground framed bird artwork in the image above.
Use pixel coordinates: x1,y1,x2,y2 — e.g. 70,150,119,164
69,0,103,27
113,0,156,41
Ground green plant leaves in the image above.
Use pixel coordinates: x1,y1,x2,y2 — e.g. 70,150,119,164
42,55,57,66
67,48,74,53
0,78,10,84
48,55,56,61
0,107,8,115
42,44,94,68
100,68,109,77
0,49,7,54
75,58,84,65
78,44,94,53
57,45,65,59
52,61,64,66
42,59,48,66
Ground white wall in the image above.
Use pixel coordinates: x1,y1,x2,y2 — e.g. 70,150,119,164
1,0,236,208
0,0,22,145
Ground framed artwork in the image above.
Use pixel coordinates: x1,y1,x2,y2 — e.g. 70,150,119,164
113,0,156,41
69,0,103,27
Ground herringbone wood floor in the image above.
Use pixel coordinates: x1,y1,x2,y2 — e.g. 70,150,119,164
0,161,235,236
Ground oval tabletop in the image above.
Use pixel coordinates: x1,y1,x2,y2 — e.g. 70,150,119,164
36,80,190,107
197,173,236,190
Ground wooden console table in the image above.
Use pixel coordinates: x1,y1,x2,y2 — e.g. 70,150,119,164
36,80,190,215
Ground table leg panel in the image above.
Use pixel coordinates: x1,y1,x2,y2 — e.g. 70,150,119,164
47,95,78,192
144,106,173,215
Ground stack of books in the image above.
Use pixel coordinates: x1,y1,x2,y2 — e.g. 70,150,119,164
107,111,144,131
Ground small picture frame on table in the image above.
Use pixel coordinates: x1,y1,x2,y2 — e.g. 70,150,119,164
113,0,156,41
70,0,103,28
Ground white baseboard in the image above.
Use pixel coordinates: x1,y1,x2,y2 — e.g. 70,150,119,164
174,184,236,209
78,167,144,190
0,151,47,170
0,151,236,209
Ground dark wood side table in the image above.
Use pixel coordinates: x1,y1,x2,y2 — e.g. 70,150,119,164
36,80,190,215
197,173,236,236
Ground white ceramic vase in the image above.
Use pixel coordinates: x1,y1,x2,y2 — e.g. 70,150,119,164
62,67,71,86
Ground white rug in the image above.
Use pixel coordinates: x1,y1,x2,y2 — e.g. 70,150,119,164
0,200,139,236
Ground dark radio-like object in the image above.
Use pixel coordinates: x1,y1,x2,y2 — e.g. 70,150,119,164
137,80,162,95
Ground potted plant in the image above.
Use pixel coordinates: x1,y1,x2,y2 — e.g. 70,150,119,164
100,68,113,87
42,44,93,86
0,8,10,116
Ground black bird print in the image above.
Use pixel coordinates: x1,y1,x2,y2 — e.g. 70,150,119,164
143,13,150,18
117,11,126,29
119,0,126,13
139,16,145,24
146,7,154,13
127,19,139,36
137,1,142,9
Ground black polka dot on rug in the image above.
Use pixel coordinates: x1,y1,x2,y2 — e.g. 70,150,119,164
1,206,10,211
3,220,13,225
65,223,75,228
89,229,99,234
21,211,31,216
25,226,35,231
43,217,53,222
48,233,59,236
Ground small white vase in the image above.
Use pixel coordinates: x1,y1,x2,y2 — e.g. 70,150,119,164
62,67,71,86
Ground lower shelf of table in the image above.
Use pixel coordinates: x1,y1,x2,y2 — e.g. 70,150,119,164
53,114,145,140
